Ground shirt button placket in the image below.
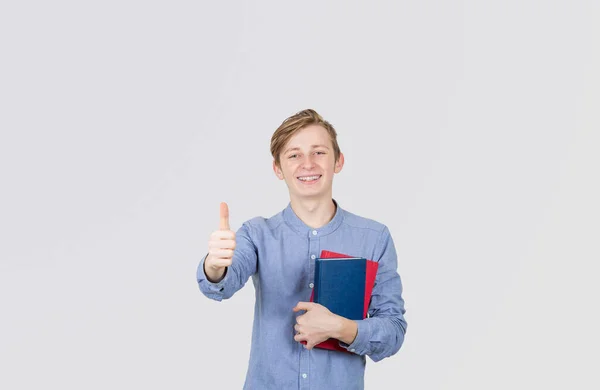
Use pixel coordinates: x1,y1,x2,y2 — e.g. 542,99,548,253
310,254,316,290
300,229,319,390
300,345,310,390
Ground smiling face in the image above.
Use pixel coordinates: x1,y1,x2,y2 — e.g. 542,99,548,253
273,124,344,202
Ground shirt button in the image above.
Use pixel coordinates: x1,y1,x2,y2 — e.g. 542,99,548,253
302,373,307,379
311,254,316,260
309,283,314,289
312,230,317,235
350,348,356,352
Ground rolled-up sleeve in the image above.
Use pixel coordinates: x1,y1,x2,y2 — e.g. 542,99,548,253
339,226,408,362
196,221,258,301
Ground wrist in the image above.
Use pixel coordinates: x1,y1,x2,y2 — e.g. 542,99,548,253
204,256,227,283
330,315,345,338
332,316,358,345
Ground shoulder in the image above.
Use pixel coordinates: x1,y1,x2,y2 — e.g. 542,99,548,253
341,208,389,235
240,209,285,234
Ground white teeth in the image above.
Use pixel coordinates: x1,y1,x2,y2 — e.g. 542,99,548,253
298,175,320,181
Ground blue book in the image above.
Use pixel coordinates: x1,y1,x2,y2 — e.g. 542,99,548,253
313,257,367,321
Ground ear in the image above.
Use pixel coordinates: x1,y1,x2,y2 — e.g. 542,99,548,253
273,160,284,180
334,152,344,174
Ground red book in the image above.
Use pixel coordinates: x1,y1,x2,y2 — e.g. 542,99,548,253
300,250,379,353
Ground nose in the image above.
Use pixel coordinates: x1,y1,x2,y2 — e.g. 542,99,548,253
301,155,316,170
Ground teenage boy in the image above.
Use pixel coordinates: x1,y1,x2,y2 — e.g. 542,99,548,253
197,109,407,390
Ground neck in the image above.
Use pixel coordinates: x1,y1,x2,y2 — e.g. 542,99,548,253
289,195,337,229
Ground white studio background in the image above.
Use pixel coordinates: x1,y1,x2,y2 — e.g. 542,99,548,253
1,1,598,389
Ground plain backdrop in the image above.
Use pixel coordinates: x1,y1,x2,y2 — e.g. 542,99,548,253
1,1,599,389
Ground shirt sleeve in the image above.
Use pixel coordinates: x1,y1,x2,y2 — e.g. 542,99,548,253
196,221,258,301
338,225,408,362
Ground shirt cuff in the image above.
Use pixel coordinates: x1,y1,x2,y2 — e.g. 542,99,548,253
338,320,371,355
197,253,229,300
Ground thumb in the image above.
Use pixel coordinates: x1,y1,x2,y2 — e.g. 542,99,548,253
219,202,230,230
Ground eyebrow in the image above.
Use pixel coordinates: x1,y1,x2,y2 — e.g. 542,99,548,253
283,145,330,154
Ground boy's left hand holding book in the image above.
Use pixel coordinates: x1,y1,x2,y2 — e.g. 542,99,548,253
293,301,358,350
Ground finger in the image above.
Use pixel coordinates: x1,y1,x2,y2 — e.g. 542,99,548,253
294,333,306,342
209,249,234,259
210,230,235,240
219,202,230,230
209,239,236,250
293,301,314,312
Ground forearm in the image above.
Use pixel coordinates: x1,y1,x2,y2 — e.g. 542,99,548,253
343,316,406,361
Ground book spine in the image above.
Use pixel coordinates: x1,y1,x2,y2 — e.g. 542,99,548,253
313,259,321,303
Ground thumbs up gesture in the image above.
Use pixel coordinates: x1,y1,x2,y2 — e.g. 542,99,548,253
204,202,236,282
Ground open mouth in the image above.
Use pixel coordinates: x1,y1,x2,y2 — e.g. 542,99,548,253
296,175,322,184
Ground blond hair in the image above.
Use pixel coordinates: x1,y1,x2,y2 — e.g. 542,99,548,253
270,109,341,168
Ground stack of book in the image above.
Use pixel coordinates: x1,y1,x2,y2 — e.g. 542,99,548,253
302,250,378,353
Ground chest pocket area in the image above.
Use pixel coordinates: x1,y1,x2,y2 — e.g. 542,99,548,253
259,249,308,300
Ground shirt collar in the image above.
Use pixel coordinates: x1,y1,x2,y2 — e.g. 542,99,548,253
283,198,345,238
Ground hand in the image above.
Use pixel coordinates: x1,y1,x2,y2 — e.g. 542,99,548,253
292,302,342,350
204,202,236,282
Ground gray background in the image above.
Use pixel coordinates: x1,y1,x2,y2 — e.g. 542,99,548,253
1,1,599,389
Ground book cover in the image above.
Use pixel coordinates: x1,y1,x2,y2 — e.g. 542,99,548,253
314,257,366,321
301,250,379,353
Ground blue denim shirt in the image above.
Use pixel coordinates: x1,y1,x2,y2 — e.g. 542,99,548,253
197,199,407,390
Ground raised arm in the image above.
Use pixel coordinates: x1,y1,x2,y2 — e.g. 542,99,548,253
197,202,258,301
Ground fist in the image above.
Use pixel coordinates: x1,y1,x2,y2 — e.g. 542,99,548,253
205,202,236,271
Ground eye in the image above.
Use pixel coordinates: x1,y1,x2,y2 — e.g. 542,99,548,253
289,154,298,159
315,151,326,155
